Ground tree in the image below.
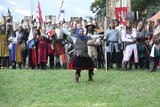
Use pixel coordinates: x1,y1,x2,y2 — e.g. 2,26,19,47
90,0,106,16
131,0,160,19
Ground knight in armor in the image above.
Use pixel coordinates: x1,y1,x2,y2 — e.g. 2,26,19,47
62,27,102,83
54,25,66,68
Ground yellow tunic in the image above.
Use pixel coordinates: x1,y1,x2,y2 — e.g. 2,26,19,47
15,44,22,62
0,34,9,57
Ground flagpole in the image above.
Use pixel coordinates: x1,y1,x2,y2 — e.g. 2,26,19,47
58,0,64,24
30,0,33,19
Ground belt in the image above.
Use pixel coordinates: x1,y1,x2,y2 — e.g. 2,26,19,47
126,41,136,45
109,41,118,43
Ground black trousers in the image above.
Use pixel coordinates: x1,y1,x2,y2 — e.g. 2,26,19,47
0,57,9,68
49,55,54,68
150,57,158,72
107,52,121,69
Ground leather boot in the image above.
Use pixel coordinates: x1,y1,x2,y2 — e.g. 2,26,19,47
151,58,157,72
88,70,94,81
75,74,80,83
18,62,22,69
12,61,16,69
124,63,127,71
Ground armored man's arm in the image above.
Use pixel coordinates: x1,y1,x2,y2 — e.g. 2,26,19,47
61,28,76,44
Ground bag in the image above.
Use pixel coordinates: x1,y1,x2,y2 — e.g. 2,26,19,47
8,43,12,50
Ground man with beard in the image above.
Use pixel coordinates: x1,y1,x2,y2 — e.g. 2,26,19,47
104,21,121,70
121,20,138,71
86,22,99,68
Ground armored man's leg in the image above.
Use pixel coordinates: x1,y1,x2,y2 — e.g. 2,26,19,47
88,69,94,81
75,69,81,83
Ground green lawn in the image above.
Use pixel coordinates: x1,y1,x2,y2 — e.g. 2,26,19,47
0,69,160,107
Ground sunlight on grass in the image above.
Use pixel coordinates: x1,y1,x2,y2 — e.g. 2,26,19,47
0,69,160,107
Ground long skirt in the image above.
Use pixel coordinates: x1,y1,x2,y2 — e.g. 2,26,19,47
15,44,22,62
10,44,16,61
54,43,65,56
0,35,9,57
68,55,95,70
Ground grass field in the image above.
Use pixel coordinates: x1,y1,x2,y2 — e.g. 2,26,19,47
0,69,160,107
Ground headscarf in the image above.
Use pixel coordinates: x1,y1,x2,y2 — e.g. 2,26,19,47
75,28,88,40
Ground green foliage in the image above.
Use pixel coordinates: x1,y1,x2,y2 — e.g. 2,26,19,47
131,0,160,18
131,0,147,12
0,69,160,106
90,0,106,16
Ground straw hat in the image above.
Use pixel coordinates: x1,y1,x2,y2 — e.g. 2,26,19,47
85,22,96,29
96,29,104,34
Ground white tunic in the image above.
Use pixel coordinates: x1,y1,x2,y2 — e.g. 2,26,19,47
121,28,138,63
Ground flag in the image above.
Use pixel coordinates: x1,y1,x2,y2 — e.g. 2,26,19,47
8,8,11,16
58,0,65,22
36,0,43,24
115,7,128,25
1,14,5,24
27,28,35,48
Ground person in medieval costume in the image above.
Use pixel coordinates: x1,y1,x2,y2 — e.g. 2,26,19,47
86,22,99,68
71,21,78,34
96,29,105,69
136,21,150,69
54,26,66,68
62,28,102,83
104,21,122,70
8,25,23,69
28,26,37,69
0,24,10,68
150,19,160,72
114,19,124,69
121,20,138,71
82,19,88,34
21,23,29,68
47,25,56,69
37,29,48,70
62,35,73,65
45,19,52,33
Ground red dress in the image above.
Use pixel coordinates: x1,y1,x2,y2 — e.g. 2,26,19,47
38,36,48,64
54,40,65,56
